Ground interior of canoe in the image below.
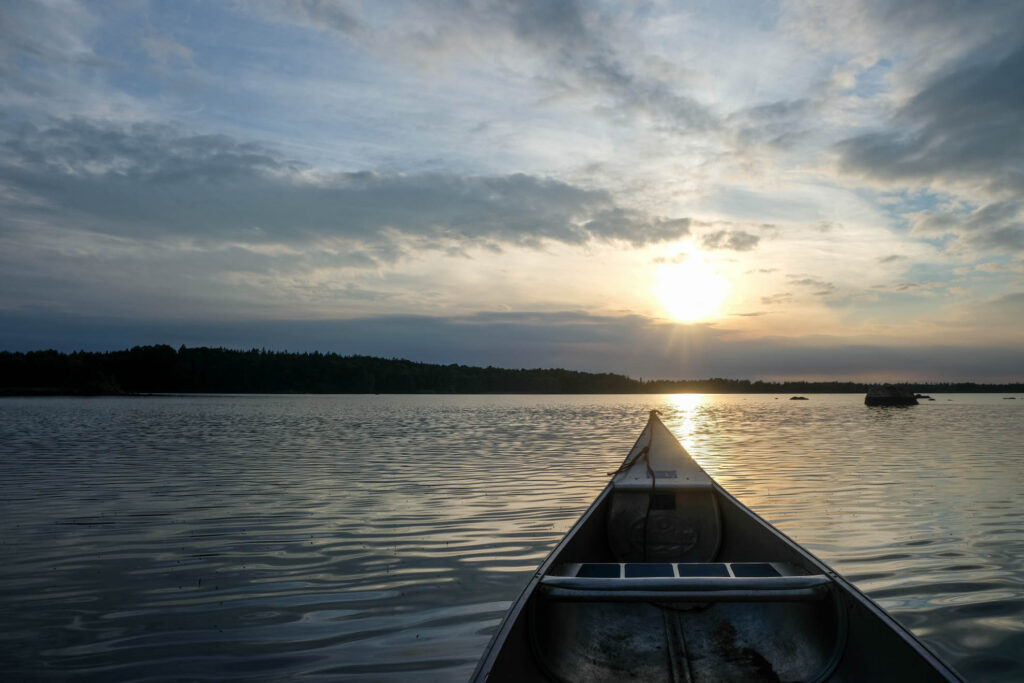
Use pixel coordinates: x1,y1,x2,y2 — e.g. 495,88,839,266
480,484,953,683
475,415,955,682
537,485,843,683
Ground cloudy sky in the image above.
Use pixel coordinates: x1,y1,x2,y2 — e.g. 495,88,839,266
2,0,1022,380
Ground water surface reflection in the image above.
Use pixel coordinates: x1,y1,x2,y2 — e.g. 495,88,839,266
0,394,1021,680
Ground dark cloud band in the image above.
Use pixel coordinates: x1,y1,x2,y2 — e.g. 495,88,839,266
2,308,1020,382
837,44,1024,196
0,119,690,250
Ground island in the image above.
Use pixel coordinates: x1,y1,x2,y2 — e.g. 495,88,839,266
2,346,1023,396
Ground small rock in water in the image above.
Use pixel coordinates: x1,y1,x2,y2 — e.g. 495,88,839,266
865,384,918,406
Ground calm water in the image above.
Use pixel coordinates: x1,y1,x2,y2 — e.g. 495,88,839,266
1,394,1022,681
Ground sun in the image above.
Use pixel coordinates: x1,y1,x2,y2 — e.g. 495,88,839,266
654,258,729,322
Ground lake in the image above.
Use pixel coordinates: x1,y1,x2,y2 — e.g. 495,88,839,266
1,394,1021,681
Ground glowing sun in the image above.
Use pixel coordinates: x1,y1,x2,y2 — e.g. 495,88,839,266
654,259,729,322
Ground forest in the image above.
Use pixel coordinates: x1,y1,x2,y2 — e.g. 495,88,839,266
1,345,1021,395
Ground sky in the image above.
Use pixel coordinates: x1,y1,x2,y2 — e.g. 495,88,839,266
1,0,1023,381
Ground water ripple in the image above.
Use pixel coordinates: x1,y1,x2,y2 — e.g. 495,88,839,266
1,393,1021,680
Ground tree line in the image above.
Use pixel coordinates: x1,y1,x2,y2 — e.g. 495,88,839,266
1,345,1021,395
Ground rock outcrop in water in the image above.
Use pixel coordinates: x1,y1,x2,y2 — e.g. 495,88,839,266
865,384,918,406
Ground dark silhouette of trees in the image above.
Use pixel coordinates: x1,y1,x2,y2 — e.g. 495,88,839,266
1,345,1021,395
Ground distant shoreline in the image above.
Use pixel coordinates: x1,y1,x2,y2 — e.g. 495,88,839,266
2,345,1022,396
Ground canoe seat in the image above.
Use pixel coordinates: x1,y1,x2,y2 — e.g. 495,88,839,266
540,562,832,602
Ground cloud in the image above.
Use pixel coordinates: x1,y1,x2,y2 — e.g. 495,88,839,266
761,293,793,305
140,35,196,74
0,1,154,124
1,0,1021,372
945,291,1024,332
261,0,718,134
653,253,686,265
0,0,99,70
278,0,362,36
989,291,1024,313
836,43,1024,195
701,229,761,251
787,276,836,296
870,281,942,294
0,118,690,250
727,98,813,150
975,260,1024,274
910,201,1024,253
469,1,718,132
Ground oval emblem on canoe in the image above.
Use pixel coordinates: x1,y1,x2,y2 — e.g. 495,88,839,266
629,513,698,557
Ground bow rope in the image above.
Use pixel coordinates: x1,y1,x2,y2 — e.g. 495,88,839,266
608,410,662,561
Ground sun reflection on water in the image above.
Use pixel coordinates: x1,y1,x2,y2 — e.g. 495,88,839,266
662,393,705,452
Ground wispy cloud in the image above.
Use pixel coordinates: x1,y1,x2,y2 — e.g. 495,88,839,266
787,276,836,296
701,230,761,251
909,201,1024,253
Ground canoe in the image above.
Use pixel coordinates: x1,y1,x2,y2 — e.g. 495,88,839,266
470,411,961,682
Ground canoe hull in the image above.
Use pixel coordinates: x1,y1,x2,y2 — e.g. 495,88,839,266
470,415,961,682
